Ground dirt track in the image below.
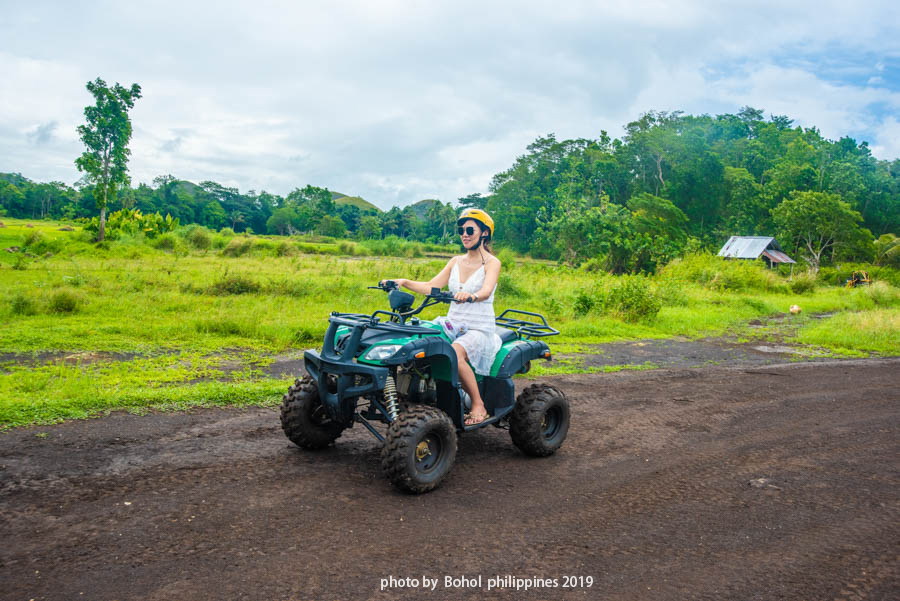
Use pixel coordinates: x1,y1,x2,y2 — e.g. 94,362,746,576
1,359,898,600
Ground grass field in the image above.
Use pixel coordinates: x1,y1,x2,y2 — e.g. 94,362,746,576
2,218,898,428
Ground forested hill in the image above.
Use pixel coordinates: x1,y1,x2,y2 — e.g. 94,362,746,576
2,107,898,271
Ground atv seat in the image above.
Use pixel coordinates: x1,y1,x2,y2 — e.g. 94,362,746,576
497,327,518,344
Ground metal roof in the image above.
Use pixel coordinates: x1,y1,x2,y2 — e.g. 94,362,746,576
718,236,795,263
760,249,796,264
718,236,773,259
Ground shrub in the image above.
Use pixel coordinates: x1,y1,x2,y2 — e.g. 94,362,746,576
48,289,80,313
187,228,211,250
604,275,661,322
23,229,44,247
219,227,236,237
572,289,595,316
338,241,359,256
222,237,253,257
153,233,177,250
10,293,38,316
209,274,261,295
276,241,296,257
12,254,29,270
790,274,817,294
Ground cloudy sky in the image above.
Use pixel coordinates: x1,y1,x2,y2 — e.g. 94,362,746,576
1,1,898,209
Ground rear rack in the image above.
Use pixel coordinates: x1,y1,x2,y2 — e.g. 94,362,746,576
496,309,559,339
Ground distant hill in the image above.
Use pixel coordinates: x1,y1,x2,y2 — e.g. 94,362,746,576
1,172,32,186
407,198,442,221
174,180,201,195
331,191,380,213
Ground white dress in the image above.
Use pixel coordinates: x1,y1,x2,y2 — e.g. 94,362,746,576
443,261,502,376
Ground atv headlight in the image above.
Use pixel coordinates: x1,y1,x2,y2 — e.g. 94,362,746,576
363,344,403,362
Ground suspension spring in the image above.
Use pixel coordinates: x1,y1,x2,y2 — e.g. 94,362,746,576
384,375,399,421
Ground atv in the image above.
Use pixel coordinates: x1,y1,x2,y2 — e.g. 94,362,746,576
280,280,569,494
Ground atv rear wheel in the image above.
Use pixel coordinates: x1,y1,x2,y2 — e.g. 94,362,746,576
280,376,346,449
381,406,457,494
509,383,569,456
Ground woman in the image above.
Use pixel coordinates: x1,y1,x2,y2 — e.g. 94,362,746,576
381,208,501,425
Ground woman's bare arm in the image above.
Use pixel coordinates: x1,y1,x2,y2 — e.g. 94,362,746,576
474,256,501,301
454,256,501,302
383,257,456,295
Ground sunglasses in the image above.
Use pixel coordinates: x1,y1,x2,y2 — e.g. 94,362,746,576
457,226,479,236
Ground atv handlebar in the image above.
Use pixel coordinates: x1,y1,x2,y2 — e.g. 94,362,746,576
371,282,474,303
370,280,399,292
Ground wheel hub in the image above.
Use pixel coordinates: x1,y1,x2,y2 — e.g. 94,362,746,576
416,440,432,461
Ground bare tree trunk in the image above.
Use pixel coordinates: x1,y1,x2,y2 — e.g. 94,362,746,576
98,205,107,241
655,154,665,192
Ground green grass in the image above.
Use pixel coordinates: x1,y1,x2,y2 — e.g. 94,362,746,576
794,308,900,354
1,218,898,428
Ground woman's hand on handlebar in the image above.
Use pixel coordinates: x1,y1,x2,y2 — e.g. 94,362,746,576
379,278,407,289
453,291,476,303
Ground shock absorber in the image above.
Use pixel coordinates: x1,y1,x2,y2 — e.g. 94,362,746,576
383,375,400,421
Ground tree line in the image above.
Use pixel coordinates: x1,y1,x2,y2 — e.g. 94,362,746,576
483,108,899,271
2,103,898,271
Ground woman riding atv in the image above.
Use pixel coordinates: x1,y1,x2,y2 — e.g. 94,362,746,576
381,208,501,425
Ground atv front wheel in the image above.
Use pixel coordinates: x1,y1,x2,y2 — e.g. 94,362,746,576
381,406,457,494
509,383,569,456
280,376,346,449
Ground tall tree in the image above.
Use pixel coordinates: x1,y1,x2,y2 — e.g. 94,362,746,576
772,190,868,272
75,78,142,241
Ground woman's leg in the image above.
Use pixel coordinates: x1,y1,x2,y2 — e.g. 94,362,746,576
452,342,488,423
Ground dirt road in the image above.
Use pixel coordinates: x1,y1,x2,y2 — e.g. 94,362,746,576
2,359,898,600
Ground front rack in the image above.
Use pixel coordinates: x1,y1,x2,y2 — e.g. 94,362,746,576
496,309,559,339
329,311,440,336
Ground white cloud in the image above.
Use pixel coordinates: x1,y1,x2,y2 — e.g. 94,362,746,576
1,1,898,206
870,116,900,160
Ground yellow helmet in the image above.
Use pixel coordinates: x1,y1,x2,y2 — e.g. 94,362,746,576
457,208,495,238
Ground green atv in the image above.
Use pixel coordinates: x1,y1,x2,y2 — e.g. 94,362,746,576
280,280,569,494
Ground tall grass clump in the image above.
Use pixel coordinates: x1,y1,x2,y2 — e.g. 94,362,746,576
789,273,818,294
864,281,900,306
659,253,788,292
276,240,296,257
10,292,38,315
22,229,44,248
222,237,253,257
570,275,660,322
208,274,261,295
187,227,212,250
604,275,661,322
48,289,81,313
